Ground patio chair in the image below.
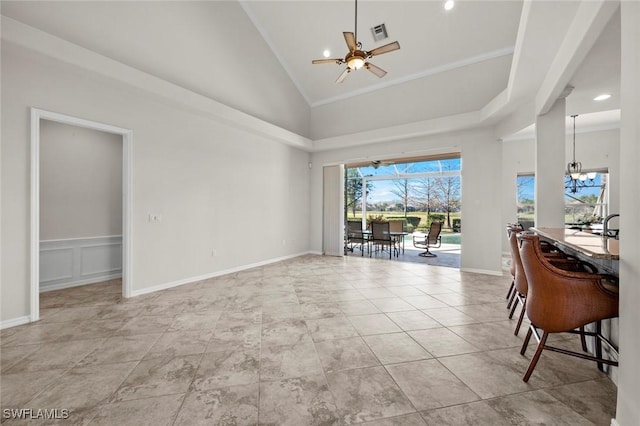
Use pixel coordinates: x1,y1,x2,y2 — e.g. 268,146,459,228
389,220,405,254
370,221,395,259
413,220,442,257
346,220,368,256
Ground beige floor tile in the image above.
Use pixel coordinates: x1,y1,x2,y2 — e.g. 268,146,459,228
144,329,213,359
361,413,427,425
259,375,341,426
386,311,442,331
326,366,415,424
486,389,594,425
29,362,137,409
261,318,311,347
79,334,161,366
338,299,381,315
386,359,480,411
348,314,402,336
369,298,416,313
191,348,259,391
0,257,616,424
420,400,512,426
363,333,432,364
6,339,105,373
306,316,360,342
260,341,323,381
448,321,524,351
91,394,185,426
0,368,67,409
401,295,449,310
174,384,258,426
112,356,200,402
544,378,617,425
409,328,480,357
314,336,380,373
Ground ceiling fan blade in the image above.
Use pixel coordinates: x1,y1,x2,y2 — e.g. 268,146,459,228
365,62,387,78
343,32,357,52
368,41,400,57
336,68,351,83
312,58,343,65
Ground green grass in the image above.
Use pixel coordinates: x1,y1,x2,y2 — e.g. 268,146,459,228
345,211,461,229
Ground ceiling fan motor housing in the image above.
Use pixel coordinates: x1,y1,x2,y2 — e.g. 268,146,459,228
346,50,367,69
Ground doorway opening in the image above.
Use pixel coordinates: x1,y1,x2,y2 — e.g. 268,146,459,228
30,108,133,322
344,154,462,267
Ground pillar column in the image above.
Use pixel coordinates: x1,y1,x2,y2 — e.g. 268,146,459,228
535,97,567,228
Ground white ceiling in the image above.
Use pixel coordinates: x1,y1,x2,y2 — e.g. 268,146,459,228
1,0,621,143
242,0,523,107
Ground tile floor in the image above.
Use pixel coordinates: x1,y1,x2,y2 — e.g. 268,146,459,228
0,254,617,425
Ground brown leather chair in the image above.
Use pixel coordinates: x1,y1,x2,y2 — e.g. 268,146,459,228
517,232,619,382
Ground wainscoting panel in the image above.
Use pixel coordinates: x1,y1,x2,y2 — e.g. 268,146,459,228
40,236,122,292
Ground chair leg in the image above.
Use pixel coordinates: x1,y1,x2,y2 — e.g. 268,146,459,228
520,326,533,356
596,321,604,372
508,294,520,319
506,280,514,300
418,248,437,257
514,299,527,336
506,288,517,310
579,326,587,352
523,331,549,382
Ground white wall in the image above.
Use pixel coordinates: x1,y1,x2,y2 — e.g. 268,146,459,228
1,43,311,323
500,128,620,253
40,120,122,240
616,2,640,424
1,1,310,137
309,127,503,275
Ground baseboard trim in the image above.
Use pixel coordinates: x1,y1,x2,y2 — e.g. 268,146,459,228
131,252,312,297
460,267,505,276
0,315,31,330
40,273,122,293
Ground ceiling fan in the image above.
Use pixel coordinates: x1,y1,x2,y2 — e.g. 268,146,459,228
311,0,401,83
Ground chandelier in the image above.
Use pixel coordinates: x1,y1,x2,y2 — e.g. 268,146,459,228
565,114,598,194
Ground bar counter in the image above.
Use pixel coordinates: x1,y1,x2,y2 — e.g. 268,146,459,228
531,227,619,260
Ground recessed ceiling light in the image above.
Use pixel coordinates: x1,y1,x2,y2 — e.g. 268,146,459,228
323,49,331,58
444,0,455,11
593,94,611,101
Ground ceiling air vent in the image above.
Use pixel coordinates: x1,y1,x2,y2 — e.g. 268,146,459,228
371,23,388,42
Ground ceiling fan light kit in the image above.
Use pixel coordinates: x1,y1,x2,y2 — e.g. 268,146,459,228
311,0,400,83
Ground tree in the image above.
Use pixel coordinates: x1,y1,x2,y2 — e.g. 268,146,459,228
390,179,410,217
436,172,461,229
345,168,372,217
413,177,440,220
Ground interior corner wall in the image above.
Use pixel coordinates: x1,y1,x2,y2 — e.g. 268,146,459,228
309,127,503,275
1,44,311,324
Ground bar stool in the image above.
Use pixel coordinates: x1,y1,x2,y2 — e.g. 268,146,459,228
517,232,619,382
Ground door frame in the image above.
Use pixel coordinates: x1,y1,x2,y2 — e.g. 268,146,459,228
30,108,133,322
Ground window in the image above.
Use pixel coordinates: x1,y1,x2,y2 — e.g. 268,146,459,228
517,174,535,229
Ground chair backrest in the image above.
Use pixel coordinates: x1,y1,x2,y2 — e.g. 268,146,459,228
389,220,404,233
347,220,363,234
371,221,391,241
427,221,442,243
517,232,618,332
507,227,528,295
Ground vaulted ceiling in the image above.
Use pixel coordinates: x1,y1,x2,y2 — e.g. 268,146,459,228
1,0,621,147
